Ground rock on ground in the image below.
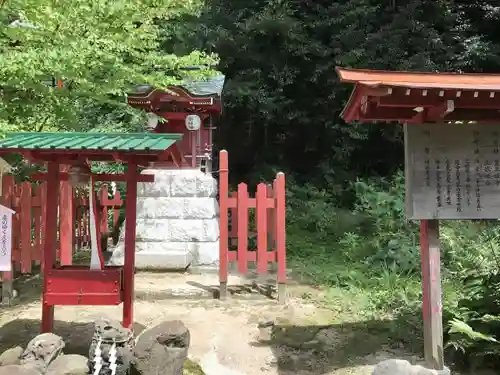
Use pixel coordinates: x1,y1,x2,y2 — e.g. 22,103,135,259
19,333,65,373
133,320,190,375
0,346,23,365
46,354,89,375
372,359,449,375
0,365,41,375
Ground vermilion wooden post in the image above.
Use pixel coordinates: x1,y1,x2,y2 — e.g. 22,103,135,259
218,150,229,299
33,185,42,264
78,197,84,249
122,163,138,328
59,173,74,265
190,130,197,168
1,176,14,303
80,202,85,248
75,205,80,249
41,162,60,333
266,184,275,249
420,219,444,370
237,183,249,274
113,191,121,230
40,183,47,271
83,205,89,247
275,172,286,302
256,183,268,274
72,194,77,250
20,182,32,273
99,185,109,234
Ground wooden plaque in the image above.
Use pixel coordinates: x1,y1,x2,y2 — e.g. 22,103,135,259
405,122,500,220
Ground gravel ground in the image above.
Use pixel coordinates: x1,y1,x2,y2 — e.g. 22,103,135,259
0,271,453,375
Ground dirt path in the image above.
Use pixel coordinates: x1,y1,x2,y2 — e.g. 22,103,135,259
0,272,426,375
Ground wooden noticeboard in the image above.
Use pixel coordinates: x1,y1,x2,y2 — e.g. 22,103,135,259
405,122,500,220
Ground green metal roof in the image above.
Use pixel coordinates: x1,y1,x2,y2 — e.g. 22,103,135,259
0,132,183,152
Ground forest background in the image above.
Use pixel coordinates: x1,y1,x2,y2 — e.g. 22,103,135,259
2,0,500,371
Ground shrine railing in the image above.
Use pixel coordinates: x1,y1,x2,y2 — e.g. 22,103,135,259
218,150,287,301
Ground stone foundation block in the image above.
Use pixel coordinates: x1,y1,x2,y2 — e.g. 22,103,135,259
167,219,219,242
137,197,218,219
109,241,219,269
111,168,220,269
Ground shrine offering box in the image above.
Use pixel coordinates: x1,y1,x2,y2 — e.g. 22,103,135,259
43,266,123,306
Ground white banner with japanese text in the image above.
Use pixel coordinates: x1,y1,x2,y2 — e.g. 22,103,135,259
0,204,15,271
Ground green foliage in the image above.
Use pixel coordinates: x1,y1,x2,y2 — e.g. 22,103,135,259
446,254,500,368
286,171,500,370
199,0,489,187
349,174,420,273
0,0,218,132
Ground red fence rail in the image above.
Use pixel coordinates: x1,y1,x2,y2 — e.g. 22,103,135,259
0,176,122,300
218,149,287,301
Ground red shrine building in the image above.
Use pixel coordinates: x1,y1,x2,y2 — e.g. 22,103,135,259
107,72,226,270
126,72,224,171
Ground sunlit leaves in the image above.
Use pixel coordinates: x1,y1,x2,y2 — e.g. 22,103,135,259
0,0,216,132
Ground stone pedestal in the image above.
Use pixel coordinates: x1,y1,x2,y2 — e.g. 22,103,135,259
108,169,219,269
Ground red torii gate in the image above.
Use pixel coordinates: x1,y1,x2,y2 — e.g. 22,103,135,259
0,132,183,332
336,67,500,372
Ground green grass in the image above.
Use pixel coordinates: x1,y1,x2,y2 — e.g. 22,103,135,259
287,243,466,362
183,359,205,375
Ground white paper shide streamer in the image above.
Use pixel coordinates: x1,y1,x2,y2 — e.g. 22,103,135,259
109,342,118,375
93,338,103,375
89,182,101,270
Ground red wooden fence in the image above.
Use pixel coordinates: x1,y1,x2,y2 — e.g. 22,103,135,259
0,176,122,296
1,152,287,302
218,149,287,301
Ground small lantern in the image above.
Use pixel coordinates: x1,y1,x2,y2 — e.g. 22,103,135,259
68,164,91,187
146,112,159,131
185,114,201,131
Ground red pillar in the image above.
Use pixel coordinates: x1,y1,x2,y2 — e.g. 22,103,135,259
41,161,60,333
122,163,138,328
59,172,74,266
275,172,287,302
190,130,197,168
420,219,444,370
218,150,229,299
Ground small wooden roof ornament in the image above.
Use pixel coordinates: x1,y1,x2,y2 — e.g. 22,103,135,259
336,67,500,124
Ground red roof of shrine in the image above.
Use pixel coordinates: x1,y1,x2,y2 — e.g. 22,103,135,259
127,85,222,115
336,67,500,124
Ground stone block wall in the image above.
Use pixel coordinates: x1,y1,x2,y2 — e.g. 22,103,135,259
108,168,219,270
